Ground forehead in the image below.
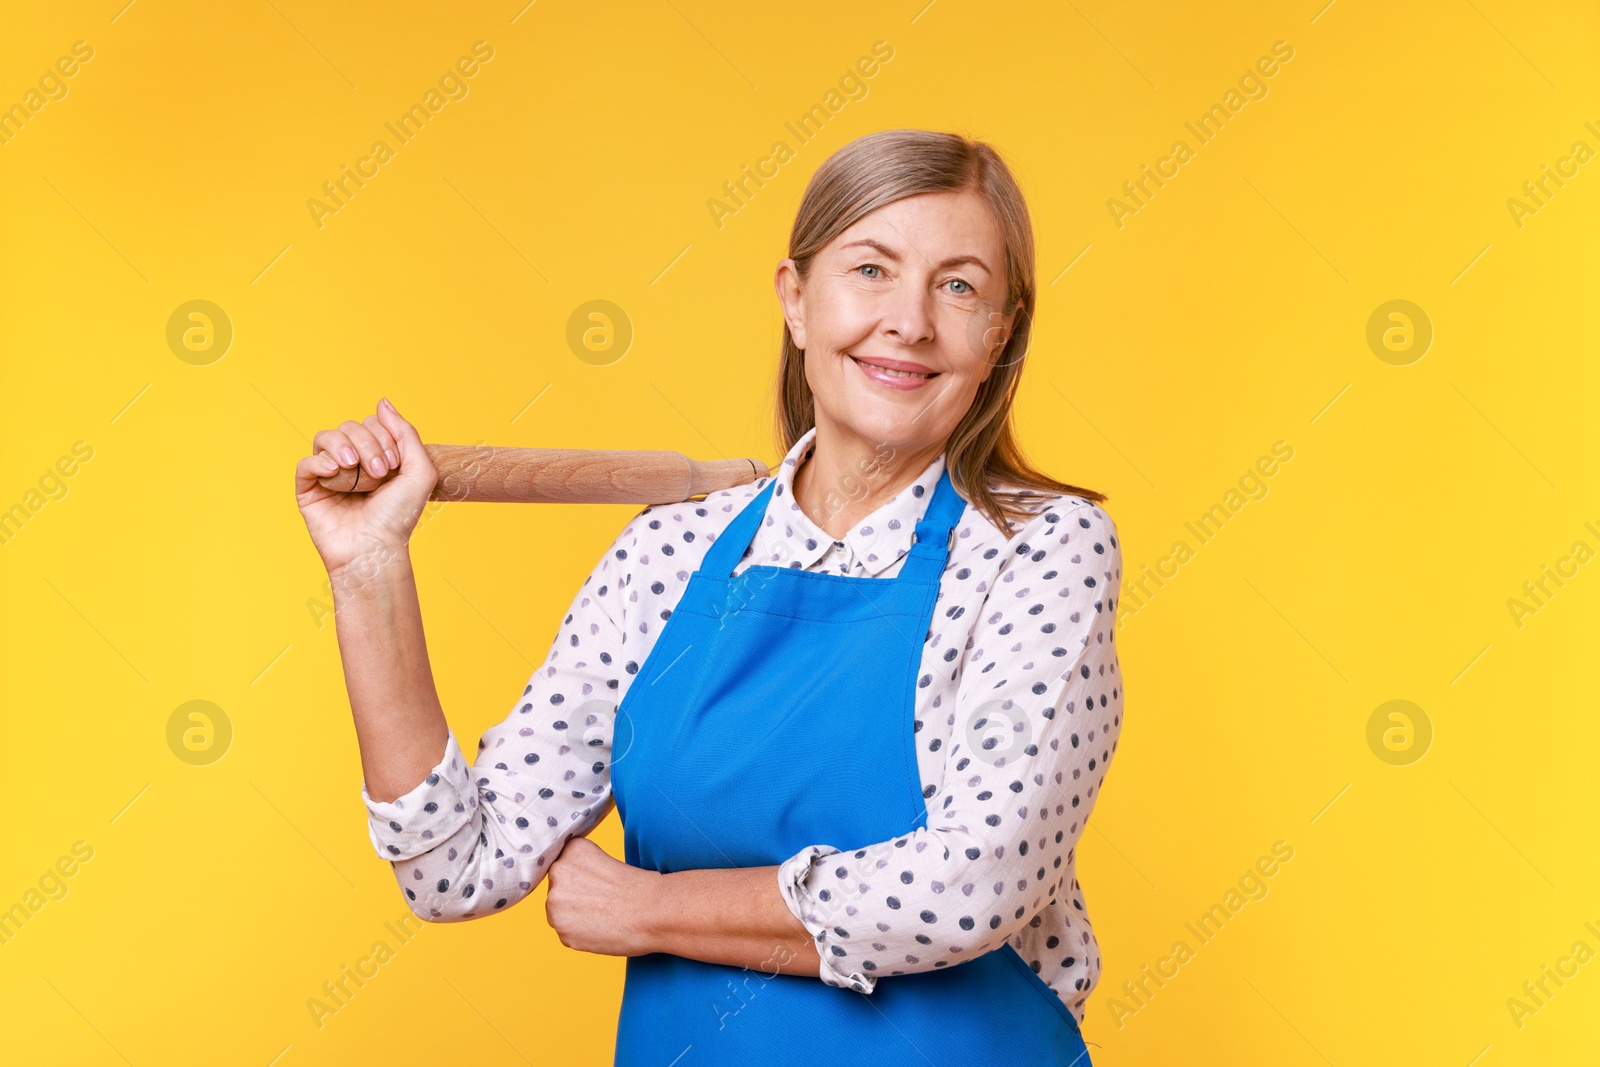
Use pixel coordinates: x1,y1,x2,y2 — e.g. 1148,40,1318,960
825,188,1005,264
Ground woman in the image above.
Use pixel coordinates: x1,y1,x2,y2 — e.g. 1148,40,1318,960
296,129,1122,1065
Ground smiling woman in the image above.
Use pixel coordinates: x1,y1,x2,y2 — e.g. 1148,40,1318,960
771,129,1106,536
302,128,1123,1067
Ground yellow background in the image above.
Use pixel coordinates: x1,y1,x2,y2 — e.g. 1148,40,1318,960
2,1,1597,1063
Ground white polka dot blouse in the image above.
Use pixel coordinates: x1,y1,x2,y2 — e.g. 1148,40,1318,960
360,425,1125,1026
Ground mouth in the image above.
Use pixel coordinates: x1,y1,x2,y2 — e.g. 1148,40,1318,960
848,353,940,385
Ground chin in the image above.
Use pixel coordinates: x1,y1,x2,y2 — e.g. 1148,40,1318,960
833,409,921,451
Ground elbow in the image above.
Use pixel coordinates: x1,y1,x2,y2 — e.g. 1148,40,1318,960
864,903,1036,980
884,853,1053,963
945,905,1035,961
400,886,495,924
401,895,453,925
390,859,530,923
962,879,1063,959
381,815,537,923
385,807,586,923
785,849,1046,987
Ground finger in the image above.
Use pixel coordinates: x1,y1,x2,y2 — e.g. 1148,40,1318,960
361,414,399,470
373,397,424,459
312,428,359,470
338,419,389,479
295,451,341,492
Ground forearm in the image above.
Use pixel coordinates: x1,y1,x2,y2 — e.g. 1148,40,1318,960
642,864,821,977
331,546,450,803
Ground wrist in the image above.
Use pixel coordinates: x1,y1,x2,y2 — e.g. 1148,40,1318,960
328,541,413,599
632,867,679,955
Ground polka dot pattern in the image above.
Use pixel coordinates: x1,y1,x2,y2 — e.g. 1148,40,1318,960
359,426,1124,1027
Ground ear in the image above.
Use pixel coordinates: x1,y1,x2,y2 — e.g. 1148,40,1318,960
774,259,808,350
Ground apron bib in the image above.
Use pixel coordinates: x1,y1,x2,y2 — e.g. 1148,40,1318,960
610,465,1092,1066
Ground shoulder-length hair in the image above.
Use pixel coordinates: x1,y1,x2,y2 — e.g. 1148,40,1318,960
774,128,1108,534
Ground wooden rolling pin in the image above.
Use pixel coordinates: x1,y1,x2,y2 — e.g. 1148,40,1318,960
316,443,771,504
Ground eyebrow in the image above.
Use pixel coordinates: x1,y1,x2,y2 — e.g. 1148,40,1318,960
838,238,995,276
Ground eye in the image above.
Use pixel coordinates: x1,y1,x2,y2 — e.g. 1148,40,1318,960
946,277,974,295
857,263,884,279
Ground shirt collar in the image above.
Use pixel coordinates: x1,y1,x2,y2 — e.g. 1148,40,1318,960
749,426,947,577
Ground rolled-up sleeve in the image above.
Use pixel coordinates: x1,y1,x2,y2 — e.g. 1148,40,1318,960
358,509,643,922
776,501,1124,992
361,729,475,861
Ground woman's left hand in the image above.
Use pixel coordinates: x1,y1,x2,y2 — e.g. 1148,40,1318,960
545,836,660,956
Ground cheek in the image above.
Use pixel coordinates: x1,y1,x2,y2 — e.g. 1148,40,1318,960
807,284,876,342
946,332,997,382
939,349,997,404
957,305,1012,367
801,350,839,400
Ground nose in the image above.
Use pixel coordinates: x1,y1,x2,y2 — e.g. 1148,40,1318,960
880,279,936,346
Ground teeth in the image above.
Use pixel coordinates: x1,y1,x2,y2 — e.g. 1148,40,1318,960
853,356,934,379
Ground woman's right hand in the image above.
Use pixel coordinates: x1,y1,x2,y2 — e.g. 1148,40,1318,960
295,397,439,577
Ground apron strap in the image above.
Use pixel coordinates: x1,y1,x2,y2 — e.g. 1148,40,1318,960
698,459,967,583
700,477,778,580
897,465,965,583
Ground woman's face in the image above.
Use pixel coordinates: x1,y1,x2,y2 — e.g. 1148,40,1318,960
775,187,1016,459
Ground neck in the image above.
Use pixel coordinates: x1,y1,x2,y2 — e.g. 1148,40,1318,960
793,427,944,541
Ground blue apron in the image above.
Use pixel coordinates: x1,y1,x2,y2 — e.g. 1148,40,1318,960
610,465,1092,1066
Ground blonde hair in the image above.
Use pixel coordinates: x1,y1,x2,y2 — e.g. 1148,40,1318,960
773,128,1108,534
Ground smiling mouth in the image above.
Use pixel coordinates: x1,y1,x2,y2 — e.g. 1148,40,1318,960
848,355,939,380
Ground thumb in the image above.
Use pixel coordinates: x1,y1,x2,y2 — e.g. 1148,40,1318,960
374,397,424,459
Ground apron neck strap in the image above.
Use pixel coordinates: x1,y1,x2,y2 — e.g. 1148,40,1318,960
897,465,965,583
701,478,777,579
700,458,967,582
